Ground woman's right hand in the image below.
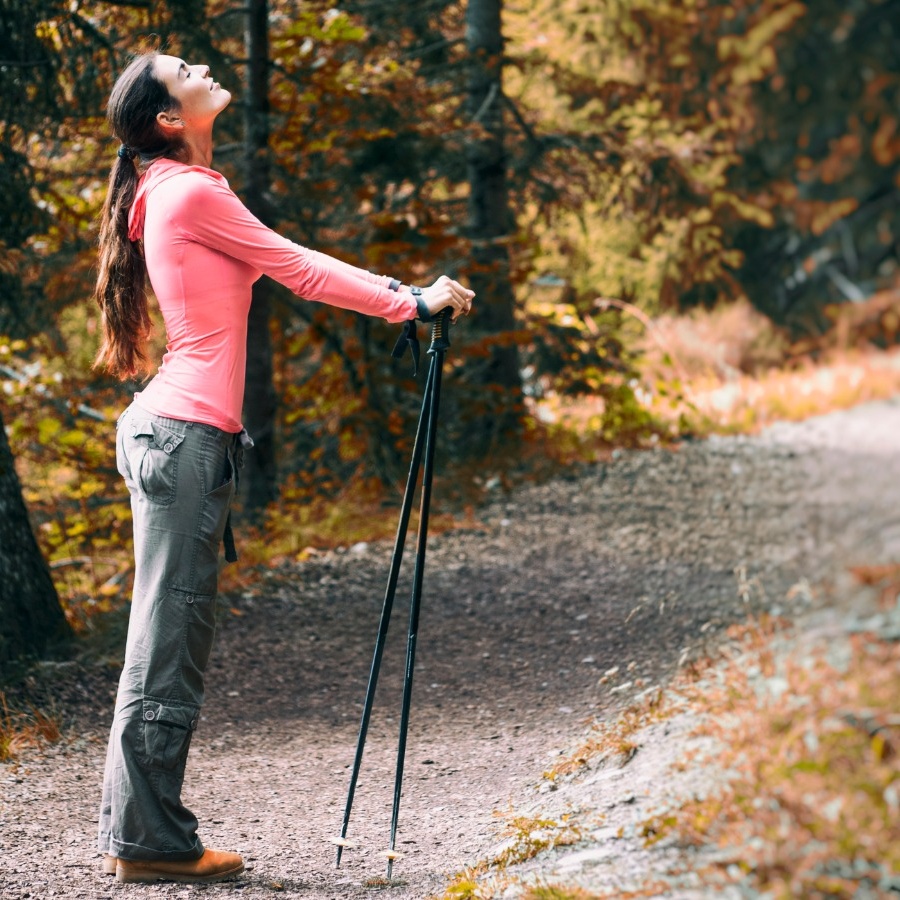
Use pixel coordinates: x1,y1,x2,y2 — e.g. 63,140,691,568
419,275,475,321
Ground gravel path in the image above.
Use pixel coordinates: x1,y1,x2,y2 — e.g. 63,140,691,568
2,397,898,899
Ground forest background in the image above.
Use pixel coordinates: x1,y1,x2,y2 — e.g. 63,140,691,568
1,0,898,667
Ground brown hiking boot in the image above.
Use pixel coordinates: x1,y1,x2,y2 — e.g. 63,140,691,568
102,855,117,875
116,849,244,884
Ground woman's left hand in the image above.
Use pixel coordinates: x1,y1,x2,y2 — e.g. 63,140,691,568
419,275,475,322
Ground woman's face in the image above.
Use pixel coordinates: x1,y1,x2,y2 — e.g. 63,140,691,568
153,54,231,127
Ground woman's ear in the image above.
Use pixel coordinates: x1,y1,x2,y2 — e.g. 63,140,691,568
156,110,184,134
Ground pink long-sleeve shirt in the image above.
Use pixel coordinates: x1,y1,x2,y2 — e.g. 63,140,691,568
126,158,416,433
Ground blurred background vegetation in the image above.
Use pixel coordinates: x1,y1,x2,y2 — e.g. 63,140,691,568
0,0,898,652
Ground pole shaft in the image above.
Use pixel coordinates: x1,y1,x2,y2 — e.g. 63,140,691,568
386,347,445,875
335,361,435,867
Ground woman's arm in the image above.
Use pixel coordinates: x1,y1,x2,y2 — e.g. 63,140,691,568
173,171,417,323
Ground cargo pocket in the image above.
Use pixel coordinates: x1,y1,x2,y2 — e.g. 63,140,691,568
172,588,218,692
140,699,198,772
130,420,185,506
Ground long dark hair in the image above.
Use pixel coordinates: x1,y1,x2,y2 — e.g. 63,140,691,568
93,53,182,379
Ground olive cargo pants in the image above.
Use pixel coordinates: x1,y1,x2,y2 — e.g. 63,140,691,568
98,404,244,861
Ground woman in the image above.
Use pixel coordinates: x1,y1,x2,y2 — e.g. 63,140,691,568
94,51,473,885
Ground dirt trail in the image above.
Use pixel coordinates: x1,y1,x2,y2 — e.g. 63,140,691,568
2,397,898,899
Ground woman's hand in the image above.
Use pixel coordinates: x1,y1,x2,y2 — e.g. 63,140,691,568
419,275,475,321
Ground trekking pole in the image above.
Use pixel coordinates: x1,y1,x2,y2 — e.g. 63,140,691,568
333,308,453,870
384,307,451,879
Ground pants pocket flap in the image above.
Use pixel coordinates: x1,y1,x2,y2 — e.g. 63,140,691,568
130,420,185,455
142,699,198,731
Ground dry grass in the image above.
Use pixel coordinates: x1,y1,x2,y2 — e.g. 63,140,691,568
641,299,792,381
0,692,61,762
521,884,669,899
435,812,584,899
542,687,669,783
638,610,900,897
637,298,900,436
521,887,602,899
674,349,900,435
539,298,900,448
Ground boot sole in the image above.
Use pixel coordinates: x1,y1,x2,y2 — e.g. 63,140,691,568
116,862,244,884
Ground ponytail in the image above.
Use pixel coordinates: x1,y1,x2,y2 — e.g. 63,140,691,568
93,153,152,378
92,52,180,379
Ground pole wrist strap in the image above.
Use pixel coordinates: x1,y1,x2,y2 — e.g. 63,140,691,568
410,286,433,322
391,319,421,377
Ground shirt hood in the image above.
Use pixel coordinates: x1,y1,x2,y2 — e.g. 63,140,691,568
127,159,228,242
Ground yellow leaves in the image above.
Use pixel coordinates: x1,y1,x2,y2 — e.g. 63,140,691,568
38,416,61,444
871,733,891,764
711,191,775,229
33,19,64,51
338,428,365,463
718,2,807,84
4,333,131,629
58,428,87,448
280,9,366,46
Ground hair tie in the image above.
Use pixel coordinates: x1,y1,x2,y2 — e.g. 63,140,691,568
117,145,137,160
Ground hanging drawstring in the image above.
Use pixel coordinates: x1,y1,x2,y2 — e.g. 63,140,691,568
223,427,254,563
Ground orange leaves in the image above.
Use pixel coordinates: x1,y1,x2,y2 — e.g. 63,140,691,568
872,115,900,168
849,564,900,611
0,693,61,763
810,198,859,236
785,197,861,237
645,620,900,896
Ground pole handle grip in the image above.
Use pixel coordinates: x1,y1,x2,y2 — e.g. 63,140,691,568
428,307,452,354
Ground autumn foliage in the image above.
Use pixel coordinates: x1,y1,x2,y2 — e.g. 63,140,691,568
1,0,897,625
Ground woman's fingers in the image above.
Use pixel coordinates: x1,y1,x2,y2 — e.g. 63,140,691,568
424,277,475,319
456,282,475,319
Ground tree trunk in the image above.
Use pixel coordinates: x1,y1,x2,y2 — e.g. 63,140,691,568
464,0,522,448
240,0,279,517
0,411,70,677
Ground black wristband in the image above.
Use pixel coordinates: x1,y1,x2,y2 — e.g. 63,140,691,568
388,278,401,292
410,286,432,322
